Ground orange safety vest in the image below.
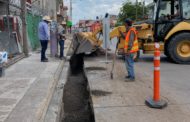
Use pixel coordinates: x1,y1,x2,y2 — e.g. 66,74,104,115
124,27,139,53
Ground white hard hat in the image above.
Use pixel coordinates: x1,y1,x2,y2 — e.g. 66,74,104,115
42,16,52,22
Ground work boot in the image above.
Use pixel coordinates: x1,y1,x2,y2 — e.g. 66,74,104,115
41,59,48,62
60,56,65,60
129,78,135,81
125,77,135,82
125,76,131,79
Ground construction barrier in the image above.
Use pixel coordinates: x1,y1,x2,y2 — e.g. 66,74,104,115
145,43,167,109
154,44,160,101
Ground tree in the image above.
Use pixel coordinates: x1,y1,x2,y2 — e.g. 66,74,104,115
118,1,148,24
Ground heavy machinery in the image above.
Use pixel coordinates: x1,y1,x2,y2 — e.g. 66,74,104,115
77,23,153,59
114,0,190,64
74,0,190,64
152,0,190,64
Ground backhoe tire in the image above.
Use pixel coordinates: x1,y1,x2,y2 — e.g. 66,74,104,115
168,33,190,64
164,43,169,57
164,43,173,61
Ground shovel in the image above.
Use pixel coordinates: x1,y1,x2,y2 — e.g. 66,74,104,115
110,39,120,79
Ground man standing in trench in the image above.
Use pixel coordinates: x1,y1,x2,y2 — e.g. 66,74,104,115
119,18,139,81
38,16,51,62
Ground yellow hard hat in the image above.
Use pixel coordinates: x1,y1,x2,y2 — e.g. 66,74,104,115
42,16,52,22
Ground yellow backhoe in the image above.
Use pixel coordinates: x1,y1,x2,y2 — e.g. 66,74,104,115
76,23,153,59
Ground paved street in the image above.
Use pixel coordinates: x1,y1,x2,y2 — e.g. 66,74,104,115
85,52,190,122
138,54,190,107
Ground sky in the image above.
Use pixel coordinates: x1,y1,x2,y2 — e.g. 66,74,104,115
64,0,153,24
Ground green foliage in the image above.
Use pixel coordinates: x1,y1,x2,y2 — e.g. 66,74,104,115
118,0,148,24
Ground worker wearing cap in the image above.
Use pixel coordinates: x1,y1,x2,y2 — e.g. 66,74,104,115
119,18,139,81
38,16,51,62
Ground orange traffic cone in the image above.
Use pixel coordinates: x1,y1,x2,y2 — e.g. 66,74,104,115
145,43,167,109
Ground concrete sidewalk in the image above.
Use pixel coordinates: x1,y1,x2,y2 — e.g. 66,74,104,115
85,55,190,122
0,37,71,122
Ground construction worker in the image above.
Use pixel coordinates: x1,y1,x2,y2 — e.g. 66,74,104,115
58,21,67,60
38,16,51,62
173,4,180,18
167,4,180,19
119,18,139,81
59,34,66,60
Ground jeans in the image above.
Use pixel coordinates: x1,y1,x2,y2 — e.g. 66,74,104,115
125,53,135,79
59,40,65,58
40,40,48,60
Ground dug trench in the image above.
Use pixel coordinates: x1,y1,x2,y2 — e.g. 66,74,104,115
62,53,95,122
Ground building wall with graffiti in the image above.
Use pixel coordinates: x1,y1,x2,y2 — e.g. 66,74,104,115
0,15,22,55
0,0,43,54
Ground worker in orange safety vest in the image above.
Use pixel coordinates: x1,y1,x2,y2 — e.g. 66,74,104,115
119,18,139,81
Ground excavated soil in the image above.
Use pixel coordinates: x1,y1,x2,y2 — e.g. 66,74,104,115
62,54,95,122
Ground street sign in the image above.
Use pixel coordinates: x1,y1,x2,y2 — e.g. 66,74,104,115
67,21,72,27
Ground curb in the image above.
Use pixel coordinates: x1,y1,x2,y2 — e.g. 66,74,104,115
5,53,25,68
42,39,72,122
36,58,65,121
44,61,69,122
0,54,25,77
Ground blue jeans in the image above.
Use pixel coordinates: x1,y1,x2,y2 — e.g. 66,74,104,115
40,40,48,60
59,40,65,57
125,53,135,79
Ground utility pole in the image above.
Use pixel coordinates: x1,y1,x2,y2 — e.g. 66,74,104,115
70,0,72,22
143,0,145,19
21,0,29,57
136,0,138,20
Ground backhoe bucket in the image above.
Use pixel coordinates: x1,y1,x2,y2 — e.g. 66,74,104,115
72,32,102,54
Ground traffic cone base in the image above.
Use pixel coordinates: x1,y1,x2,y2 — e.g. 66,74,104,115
145,98,167,109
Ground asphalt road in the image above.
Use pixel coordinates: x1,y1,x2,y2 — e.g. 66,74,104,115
110,37,190,105
137,53,190,105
